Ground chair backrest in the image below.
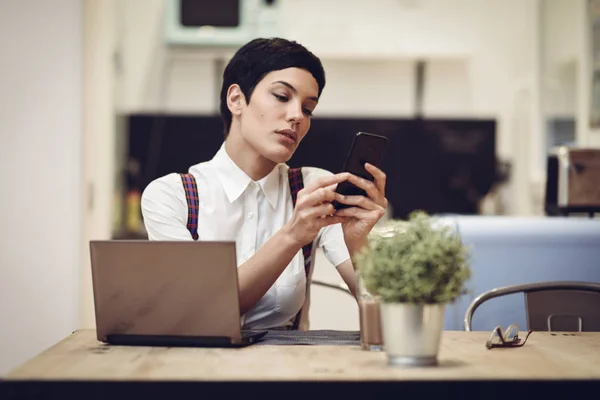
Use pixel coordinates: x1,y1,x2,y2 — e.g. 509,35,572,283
464,281,600,332
312,279,353,296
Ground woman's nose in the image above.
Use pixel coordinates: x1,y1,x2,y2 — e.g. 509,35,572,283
286,103,304,124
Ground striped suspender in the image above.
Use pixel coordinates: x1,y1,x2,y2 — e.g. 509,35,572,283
179,173,199,241
179,169,314,330
287,168,314,330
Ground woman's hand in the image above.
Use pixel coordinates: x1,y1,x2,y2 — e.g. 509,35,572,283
334,163,388,254
282,173,349,247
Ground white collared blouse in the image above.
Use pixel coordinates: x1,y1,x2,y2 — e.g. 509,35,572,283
140,144,350,330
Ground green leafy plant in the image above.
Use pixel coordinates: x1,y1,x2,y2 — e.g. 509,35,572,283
354,211,471,304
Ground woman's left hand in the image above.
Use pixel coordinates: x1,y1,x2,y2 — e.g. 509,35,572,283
334,163,388,254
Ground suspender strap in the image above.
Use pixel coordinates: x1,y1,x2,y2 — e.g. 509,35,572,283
180,169,314,330
288,167,314,330
288,168,314,274
179,173,199,241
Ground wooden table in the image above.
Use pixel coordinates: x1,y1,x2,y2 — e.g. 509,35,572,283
2,329,600,399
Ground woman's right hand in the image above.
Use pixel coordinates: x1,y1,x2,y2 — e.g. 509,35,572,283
282,173,350,247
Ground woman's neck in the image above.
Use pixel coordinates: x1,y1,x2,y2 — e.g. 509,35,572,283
224,129,277,181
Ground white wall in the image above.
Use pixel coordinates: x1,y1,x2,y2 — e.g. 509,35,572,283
119,0,513,118
535,0,600,151
0,0,82,375
575,0,600,148
80,0,118,330
542,0,579,120
544,0,600,149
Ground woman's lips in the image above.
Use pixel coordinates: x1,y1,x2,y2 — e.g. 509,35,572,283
276,129,297,144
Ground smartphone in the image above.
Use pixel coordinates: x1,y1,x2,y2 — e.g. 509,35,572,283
332,132,388,210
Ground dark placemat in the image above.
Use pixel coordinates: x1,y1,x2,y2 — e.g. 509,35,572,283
255,330,360,346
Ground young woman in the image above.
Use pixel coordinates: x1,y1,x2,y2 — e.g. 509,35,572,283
141,37,388,330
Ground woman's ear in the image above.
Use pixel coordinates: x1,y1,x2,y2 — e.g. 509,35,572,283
226,84,246,116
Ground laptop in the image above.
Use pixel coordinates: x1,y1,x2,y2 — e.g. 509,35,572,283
89,240,268,347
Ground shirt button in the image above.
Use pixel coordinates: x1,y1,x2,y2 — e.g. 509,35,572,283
247,212,254,219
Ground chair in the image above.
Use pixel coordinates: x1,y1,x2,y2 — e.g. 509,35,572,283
464,281,600,332
312,279,353,296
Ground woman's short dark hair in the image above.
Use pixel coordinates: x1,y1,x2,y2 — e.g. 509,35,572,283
219,37,326,137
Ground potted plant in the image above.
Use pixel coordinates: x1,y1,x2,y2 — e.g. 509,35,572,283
354,211,471,367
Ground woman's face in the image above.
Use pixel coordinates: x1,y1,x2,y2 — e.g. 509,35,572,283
233,67,319,164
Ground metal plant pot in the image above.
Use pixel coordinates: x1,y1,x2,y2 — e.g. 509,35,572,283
380,302,445,367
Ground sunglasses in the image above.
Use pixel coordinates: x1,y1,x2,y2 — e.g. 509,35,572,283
486,324,532,349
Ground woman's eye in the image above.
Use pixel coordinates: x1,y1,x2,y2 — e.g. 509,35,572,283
274,94,288,102
303,108,313,117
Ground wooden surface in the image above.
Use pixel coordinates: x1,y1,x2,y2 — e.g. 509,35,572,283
5,330,600,381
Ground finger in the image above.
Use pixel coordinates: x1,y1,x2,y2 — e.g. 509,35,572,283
346,174,385,205
324,183,339,192
300,187,343,208
335,206,368,218
335,205,385,220
302,202,336,220
302,172,350,194
304,184,340,205
316,215,347,230
365,163,387,195
335,194,379,211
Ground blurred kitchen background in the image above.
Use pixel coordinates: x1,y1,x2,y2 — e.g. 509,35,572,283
2,0,600,375
110,0,589,241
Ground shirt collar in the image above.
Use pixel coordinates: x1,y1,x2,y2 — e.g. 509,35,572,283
258,164,281,209
212,144,281,209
